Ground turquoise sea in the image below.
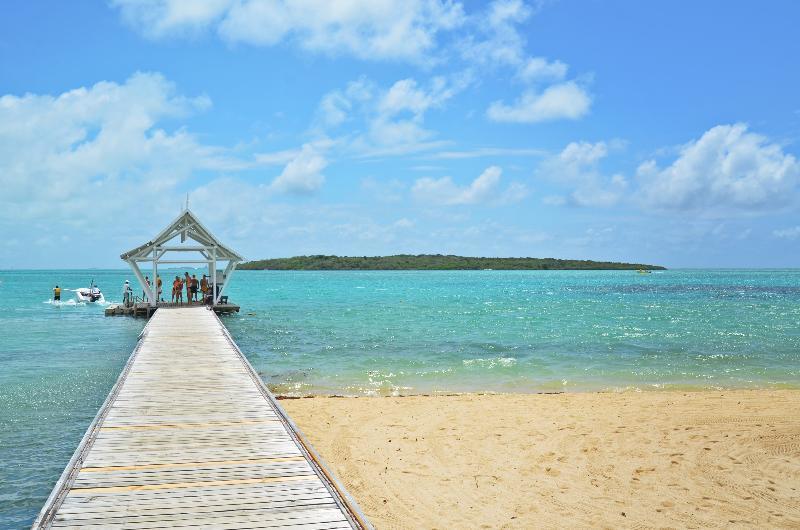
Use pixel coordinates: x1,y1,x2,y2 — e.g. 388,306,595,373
1,268,799,527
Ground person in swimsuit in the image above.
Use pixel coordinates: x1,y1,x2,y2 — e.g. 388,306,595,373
190,274,199,302
172,276,181,303
184,272,191,303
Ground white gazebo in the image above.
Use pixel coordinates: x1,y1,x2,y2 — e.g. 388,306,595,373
120,209,243,308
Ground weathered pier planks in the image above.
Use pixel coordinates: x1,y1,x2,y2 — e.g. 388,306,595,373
34,307,368,529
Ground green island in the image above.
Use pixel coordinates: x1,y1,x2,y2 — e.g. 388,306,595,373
239,254,666,271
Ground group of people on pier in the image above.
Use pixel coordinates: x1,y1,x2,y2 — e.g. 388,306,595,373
122,273,220,305
171,272,211,303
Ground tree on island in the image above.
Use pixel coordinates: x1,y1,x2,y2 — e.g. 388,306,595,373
239,254,665,271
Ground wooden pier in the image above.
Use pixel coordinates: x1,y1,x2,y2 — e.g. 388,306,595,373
34,307,369,529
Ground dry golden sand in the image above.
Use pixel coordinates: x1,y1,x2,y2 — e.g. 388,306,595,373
282,391,800,529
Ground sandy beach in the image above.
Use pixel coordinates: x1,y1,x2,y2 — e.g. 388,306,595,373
283,390,800,529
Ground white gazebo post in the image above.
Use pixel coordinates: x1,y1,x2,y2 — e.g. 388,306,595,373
211,246,217,305
152,247,158,304
216,259,238,304
120,210,243,309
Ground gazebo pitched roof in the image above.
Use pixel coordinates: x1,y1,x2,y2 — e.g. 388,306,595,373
120,209,243,307
120,209,243,262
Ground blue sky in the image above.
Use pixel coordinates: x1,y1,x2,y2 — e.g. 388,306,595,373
1,0,799,268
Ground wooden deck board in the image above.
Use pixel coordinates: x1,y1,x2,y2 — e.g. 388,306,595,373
34,307,367,529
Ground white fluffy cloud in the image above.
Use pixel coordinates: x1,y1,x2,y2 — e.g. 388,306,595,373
369,77,462,151
539,125,800,213
637,123,800,212
378,77,456,116
412,166,528,205
0,71,334,266
459,0,531,66
112,0,465,62
517,56,568,83
0,71,330,213
113,0,590,126
487,82,591,123
538,141,626,207
0,72,241,266
269,144,327,193
456,1,591,123
317,75,465,156
0,72,224,222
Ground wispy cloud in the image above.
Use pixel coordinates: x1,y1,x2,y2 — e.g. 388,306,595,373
773,226,800,239
412,165,528,205
537,141,626,207
425,147,547,159
112,0,466,63
254,148,303,165
315,75,467,158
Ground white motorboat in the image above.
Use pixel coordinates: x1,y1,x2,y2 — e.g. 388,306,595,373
76,281,105,303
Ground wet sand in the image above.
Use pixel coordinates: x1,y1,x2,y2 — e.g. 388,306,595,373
283,390,800,529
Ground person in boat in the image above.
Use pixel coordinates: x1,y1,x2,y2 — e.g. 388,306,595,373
53,285,61,301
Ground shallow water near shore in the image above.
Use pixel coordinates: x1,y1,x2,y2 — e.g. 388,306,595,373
1,268,799,526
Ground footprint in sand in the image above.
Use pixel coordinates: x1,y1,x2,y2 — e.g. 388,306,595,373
545,466,561,477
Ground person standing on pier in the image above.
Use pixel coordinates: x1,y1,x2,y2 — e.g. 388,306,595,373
190,274,199,302
143,276,151,300
184,272,192,303
123,280,133,305
172,276,182,303
157,275,163,302
200,274,208,299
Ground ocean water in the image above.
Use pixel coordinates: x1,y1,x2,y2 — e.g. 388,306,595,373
1,268,799,526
